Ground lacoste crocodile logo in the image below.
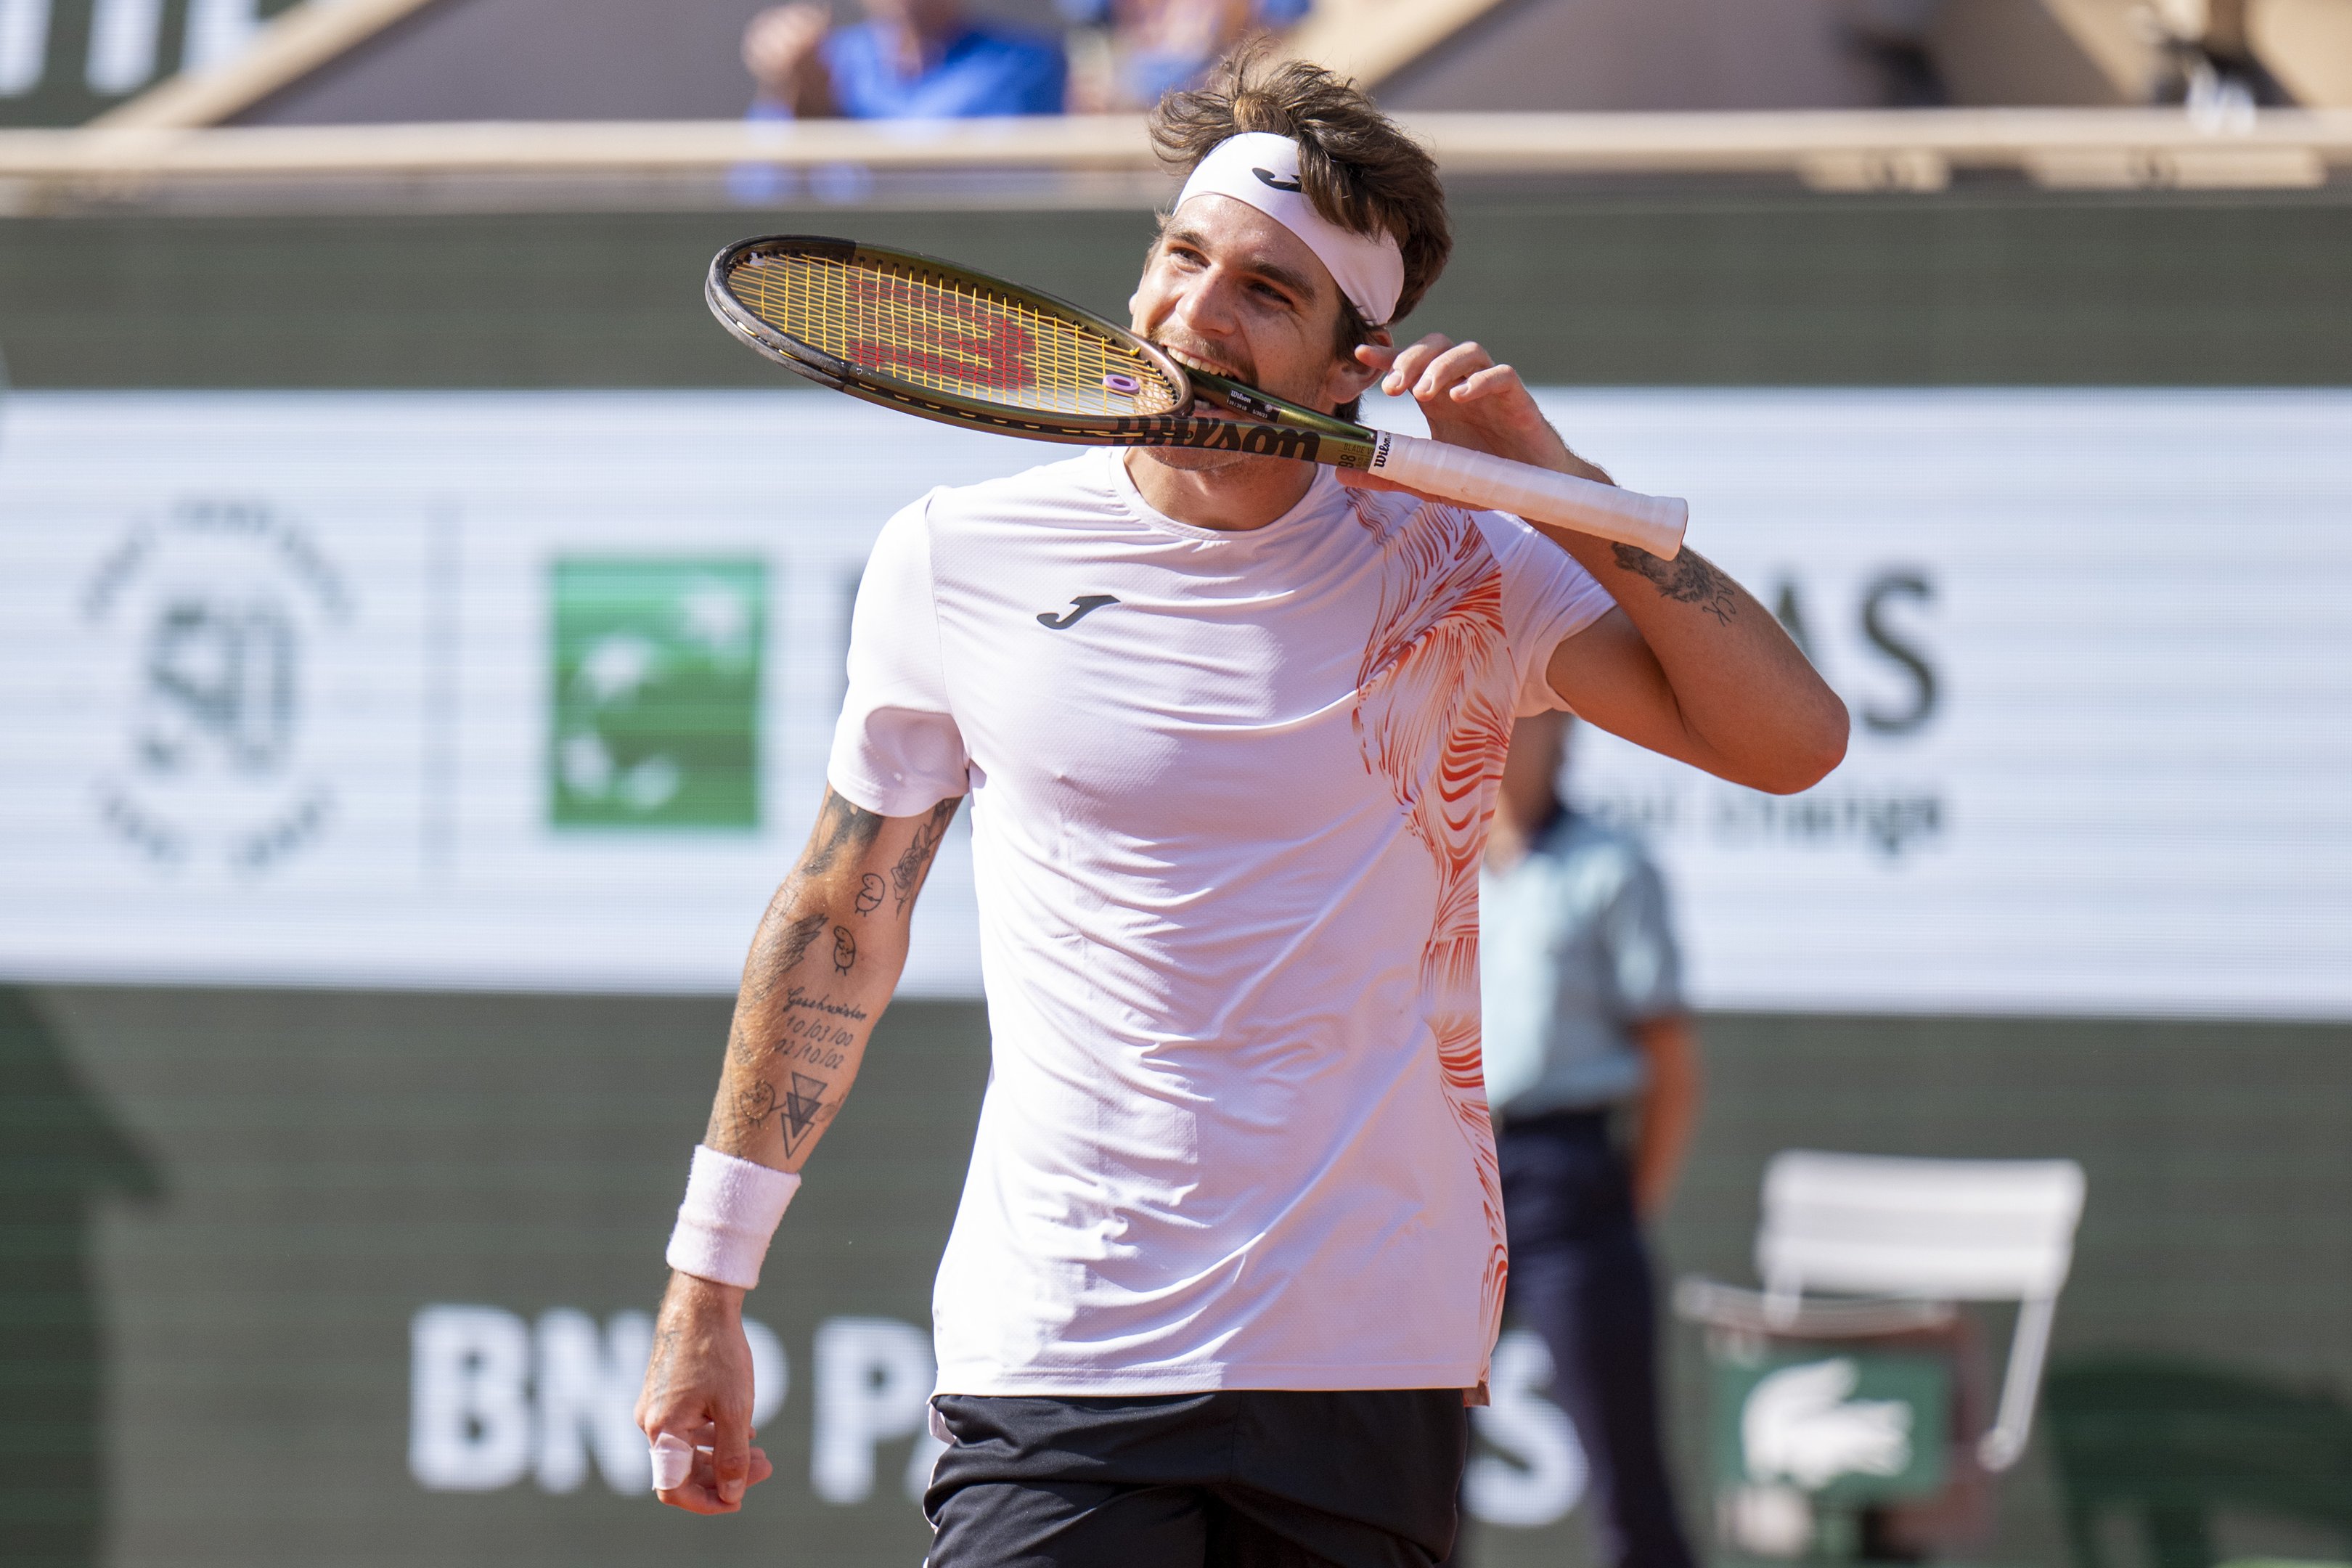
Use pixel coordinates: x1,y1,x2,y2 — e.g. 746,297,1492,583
1037,595,1119,629
1251,167,1303,192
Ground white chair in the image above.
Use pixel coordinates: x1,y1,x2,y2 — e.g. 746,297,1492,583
1747,1150,2087,1472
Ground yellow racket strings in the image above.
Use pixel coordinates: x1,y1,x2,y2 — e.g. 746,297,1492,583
735,252,1181,417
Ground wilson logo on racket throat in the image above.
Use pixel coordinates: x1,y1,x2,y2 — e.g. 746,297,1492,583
1116,418,1326,462
1037,596,1119,629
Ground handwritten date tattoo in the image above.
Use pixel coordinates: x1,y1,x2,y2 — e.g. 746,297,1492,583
1610,543,1738,625
771,987,862,1071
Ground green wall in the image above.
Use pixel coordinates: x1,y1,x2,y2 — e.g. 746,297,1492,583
6,187,2351,391
7,986,2348,1568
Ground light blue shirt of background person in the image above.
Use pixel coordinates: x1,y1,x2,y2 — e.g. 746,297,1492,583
1479,811,1684,1119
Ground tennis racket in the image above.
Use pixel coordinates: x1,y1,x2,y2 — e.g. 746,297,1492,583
705,235,1688,559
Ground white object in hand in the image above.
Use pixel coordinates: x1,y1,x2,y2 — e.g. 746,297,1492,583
650,1431,698,1492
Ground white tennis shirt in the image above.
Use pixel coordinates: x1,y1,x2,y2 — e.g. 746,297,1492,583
829,447,1617,1394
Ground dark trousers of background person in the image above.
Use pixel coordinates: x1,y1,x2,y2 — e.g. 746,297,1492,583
1478,1108,1696,1568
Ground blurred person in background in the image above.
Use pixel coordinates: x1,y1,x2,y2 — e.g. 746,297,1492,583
1058,0,1310,112
1474,708,1699,1568
741,0,1066,119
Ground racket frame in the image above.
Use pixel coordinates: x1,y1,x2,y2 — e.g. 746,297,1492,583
706,234,1688,558
706,234,1379,463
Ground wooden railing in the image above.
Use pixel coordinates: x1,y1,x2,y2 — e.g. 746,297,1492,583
3,108,2348,212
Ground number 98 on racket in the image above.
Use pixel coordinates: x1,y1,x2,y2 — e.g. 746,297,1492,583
704,235,1687,559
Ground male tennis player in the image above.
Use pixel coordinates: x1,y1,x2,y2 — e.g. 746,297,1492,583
637,47,1846,1567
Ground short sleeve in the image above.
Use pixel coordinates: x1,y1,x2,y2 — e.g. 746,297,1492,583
827,494,971,817
1475,513,1620,718
1599,852,1684,1023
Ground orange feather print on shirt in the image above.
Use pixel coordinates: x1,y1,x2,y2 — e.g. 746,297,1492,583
1347,490,1516,1357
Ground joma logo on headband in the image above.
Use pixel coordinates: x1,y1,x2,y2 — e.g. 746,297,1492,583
1251,167,1304,192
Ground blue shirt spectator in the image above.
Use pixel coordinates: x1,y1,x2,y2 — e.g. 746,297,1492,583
743,1,1066,120
825,18,1065,117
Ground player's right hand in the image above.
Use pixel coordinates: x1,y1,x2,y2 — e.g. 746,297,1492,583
637,1271,775,1514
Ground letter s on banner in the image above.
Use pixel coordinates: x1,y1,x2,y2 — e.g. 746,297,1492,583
811,1316,946,1506
409,1305,534,1490
1466,1328,1587,1528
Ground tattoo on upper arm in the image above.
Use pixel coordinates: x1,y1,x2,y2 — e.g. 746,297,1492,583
1610,543,1738,625
804,788,886,875
831,925,856,974
854,874,885,916
890,797,960,912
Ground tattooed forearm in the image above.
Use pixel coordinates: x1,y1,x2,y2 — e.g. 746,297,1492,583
1610,543,1739,625
890,797,960,912
709,791,951,1173
802,788,886,875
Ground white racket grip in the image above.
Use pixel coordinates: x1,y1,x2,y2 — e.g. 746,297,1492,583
1368,431,1688,559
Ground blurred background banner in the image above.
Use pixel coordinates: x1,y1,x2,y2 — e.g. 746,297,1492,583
4,388,2346,1013
0,392,1008,994
1537,388,2352,1020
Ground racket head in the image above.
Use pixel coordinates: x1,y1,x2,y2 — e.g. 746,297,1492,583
707,235,1195,438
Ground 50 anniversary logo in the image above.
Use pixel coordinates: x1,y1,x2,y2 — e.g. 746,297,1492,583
81,499,352,874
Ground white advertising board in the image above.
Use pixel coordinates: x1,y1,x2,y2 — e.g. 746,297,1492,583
1,389,2347,1017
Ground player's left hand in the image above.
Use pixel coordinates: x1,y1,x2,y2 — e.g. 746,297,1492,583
1342,336,1575,497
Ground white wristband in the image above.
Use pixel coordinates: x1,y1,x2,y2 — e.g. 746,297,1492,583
664,1144,801,1289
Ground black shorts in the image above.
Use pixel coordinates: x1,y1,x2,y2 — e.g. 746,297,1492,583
924,1389,1469,1568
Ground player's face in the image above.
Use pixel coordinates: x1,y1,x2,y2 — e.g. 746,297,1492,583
1130,197,1381,471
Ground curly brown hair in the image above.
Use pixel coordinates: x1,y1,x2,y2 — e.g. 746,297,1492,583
1148,44,1453,343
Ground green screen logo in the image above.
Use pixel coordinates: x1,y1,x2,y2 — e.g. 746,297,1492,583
550,558,764,830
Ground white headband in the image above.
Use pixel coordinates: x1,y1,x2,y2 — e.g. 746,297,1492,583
1173,131,1406,329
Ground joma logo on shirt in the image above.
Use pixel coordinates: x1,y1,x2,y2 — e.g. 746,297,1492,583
1038,595,1119,629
